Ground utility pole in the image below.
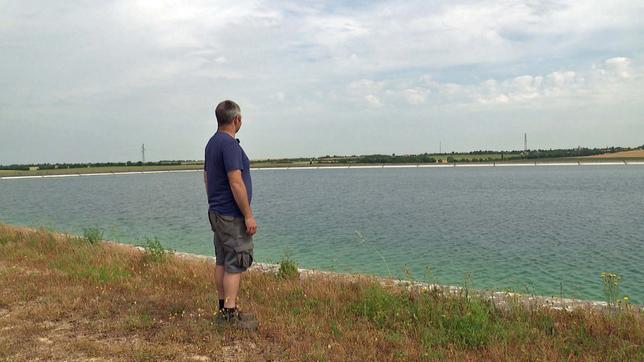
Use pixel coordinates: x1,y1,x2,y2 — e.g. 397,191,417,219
141,143,146,164
524,133,527,153
439,141,442,154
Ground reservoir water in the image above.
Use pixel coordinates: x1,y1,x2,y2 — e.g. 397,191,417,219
1,166,642,302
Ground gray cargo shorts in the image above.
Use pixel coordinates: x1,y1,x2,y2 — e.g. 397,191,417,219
208,211,254,273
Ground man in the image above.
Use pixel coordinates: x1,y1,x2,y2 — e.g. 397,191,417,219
204,100,258,329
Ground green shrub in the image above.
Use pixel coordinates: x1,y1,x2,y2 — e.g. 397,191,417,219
142,237,170,263
278,252,299,279
350,283,501,349
351,284,408,329
0,222,6,245
76,264,131,283
50,252,130,284
438,297,498,348
82,226,104,244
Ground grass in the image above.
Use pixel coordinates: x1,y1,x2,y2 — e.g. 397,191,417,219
0,223,642,361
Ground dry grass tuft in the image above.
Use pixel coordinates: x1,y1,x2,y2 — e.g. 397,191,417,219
0,223,642,361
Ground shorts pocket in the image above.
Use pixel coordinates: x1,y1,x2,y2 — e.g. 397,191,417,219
217,214,236,222
234,241,254,269
215,214,243,239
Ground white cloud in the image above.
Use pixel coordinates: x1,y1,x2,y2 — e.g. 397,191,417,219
304,15,369,49
1,1,644,163
414,57,642,106
347,79,385,107
604,57,632,78
364,94,382,107
404,89,426,105
283,0,644,73
338,56,643,108
272,92,286,102
348,79,384,95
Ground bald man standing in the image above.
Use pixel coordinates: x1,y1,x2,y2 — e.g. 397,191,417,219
204,100,258,330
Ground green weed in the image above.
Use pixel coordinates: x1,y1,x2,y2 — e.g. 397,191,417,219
351,284,405,329
0,222,6,245
600,272,621,310
141,237,171,263
125,313,154,331
82,226,104,244
438,297,498,348
277,251,299,279
77,264,131,283
330,321,342,337
351,283,501,349
50,252,130,284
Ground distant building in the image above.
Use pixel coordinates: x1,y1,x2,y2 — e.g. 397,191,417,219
29,166,39,171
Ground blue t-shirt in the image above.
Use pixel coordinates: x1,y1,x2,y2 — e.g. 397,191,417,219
204,132,252,217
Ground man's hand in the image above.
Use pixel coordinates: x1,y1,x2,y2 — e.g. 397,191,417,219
245,216,257,236
228,170,256,235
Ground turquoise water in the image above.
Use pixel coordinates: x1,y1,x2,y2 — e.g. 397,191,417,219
1,166,643,302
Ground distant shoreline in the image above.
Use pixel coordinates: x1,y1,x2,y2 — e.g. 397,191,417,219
2,147,643,178
2,159,644,179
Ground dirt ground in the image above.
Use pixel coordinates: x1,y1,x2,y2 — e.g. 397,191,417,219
587,149,644,158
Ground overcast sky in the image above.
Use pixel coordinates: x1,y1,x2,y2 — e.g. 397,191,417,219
1,1,643,164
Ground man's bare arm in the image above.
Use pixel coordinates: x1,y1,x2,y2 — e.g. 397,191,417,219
227,170,257,235
204,171,208,194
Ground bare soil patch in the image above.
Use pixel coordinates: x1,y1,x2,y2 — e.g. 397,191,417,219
587,149,644,158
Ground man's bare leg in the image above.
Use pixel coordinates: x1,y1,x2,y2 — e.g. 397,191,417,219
223,272,241,308
215,265,225,299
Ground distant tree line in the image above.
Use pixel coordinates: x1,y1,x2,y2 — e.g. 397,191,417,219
335,153,438,164
523,148,605,159
2,146,641,169
0,160,191,170
253,157,312,164
311,146,637,164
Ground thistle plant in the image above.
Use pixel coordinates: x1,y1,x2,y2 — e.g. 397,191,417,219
600,272,621,310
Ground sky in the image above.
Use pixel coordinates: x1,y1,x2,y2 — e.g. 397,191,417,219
1,0,643,164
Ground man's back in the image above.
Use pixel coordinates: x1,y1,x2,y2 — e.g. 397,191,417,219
204,132,252,218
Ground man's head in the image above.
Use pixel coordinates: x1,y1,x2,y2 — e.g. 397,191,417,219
215,100,242,132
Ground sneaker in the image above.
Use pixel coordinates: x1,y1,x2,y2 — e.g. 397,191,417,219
216,308,257,321
215,308,258,331
235,310,257,322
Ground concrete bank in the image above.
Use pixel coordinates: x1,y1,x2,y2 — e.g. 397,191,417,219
2,160,644,180
162,246,632,313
